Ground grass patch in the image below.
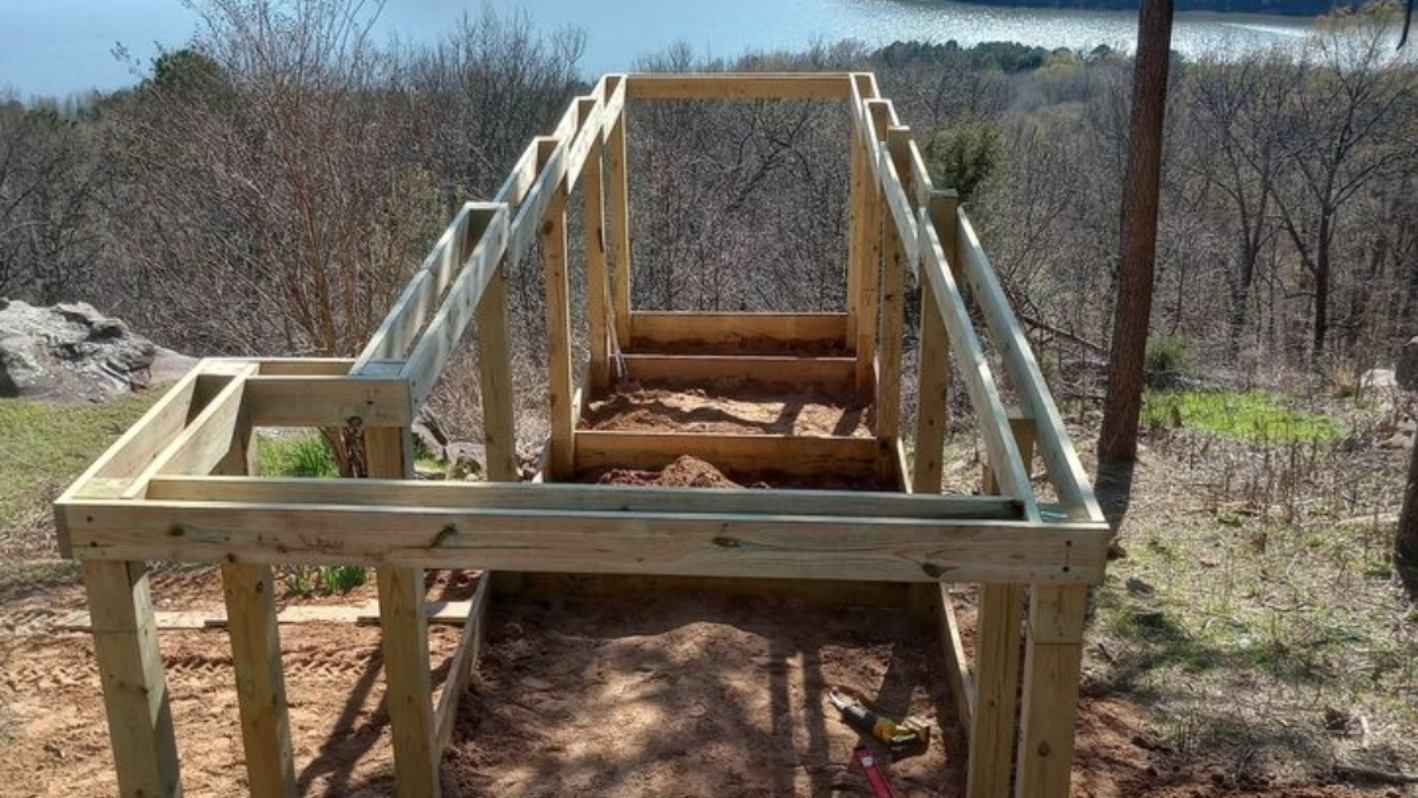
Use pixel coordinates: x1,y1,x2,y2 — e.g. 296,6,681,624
258,432,339,478
0,392,160,555
1142,389,1343,444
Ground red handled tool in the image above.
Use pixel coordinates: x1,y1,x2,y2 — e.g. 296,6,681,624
853,745,898,798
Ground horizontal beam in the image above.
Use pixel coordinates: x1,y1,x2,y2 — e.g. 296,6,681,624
628,312,849,350
574,430,883,480
243,376,412,427
957,213,1103,523
143,476,1023,520
121,364,257,500
619,354,855,392
626,73,851,100
60,499,1108,584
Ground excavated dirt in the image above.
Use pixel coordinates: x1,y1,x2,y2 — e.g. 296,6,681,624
581,383,871,438
584,454,898,492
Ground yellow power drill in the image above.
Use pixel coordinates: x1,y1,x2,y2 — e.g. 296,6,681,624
826,688,931,757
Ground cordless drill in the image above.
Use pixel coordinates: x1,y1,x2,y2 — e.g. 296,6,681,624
826,688,931,756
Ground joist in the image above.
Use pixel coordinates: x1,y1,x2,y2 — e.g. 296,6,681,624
242,375,412,427
937,587,975,730
628,311,849,350
626,72,851,100
60,501,1108,584
143,476,1022,520
618,353,855,392
573,430,882,479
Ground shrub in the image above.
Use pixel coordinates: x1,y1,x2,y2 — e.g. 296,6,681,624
1145,333,1195,377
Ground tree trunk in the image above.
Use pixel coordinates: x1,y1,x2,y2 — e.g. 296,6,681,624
1314,211,1333,358
1398,441,1418,596
1098,0,1174,475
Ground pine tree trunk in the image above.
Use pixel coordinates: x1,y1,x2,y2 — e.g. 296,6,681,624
1098,0,1174,475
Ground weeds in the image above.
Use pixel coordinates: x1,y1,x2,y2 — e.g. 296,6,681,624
1142,389,1344,444
280,565,368,597
257,432,339,478
1145,333,1196,377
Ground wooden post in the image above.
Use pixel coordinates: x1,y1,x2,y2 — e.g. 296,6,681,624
369,426,439,798
541,139,575,481
217,423,296,798
606,97,632,347
846,111,868,342
475,270,519,482
84,560,183,798
912,190,959,495
583,134,611,394
1014,585,1088,798
968,414,1037,798
854,145,882,401
876,126,911,448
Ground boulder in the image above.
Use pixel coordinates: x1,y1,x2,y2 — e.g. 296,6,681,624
1398,336,1418,391
0,300,190,402
444,441,486,479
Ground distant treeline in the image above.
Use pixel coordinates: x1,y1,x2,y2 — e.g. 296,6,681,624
943,0,1341,16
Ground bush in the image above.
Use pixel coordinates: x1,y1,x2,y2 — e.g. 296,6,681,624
1145,334,1195,377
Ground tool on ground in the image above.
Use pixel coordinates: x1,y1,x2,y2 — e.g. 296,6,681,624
827,688,930,756
852,745,898,798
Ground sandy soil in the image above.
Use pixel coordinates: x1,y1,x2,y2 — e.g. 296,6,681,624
581,383,871,438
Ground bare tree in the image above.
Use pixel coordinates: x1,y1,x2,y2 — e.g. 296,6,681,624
1098,0,1174,495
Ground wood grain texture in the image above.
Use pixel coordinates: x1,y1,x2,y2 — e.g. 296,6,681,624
967,583,1025,798
1014,584,1089,798
625,73,851,100
628,312,848,349
222,563,296,798
573,430,881,479
619,354,855,392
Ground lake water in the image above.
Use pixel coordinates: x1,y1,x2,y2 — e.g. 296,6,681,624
1,0,1315,99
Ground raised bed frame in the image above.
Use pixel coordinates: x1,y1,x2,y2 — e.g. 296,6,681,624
56,73,1108,798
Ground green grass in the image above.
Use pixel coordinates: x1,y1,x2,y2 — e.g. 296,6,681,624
1141,389,1344,444
257,431,339,478
0,392,160,543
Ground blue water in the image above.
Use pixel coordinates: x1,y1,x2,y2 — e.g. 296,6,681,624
0,0,1313,100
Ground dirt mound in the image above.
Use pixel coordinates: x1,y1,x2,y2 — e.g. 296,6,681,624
582,385,870,437
595,455,741,488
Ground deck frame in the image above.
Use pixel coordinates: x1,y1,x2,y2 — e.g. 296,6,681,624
57,72,1106,798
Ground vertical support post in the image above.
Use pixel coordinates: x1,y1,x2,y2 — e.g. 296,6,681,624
846,108,868,342
217,422,296,798
854,117,884,401
540,138,574,481
606,94,632,347
1014,585,1089,798
583,127,610,394
876,126,911,451
84,560,183,798
475,269,519,482
968,414,1037,798
913,190,960,495
369,427,439,798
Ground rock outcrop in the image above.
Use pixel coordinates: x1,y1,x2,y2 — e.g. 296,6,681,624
0,299,196,401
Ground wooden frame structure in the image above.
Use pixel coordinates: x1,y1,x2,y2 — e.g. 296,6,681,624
55,73,1107,798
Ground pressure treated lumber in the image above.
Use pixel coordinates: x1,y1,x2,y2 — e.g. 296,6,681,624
937,587,975,729
583,128,611,393
433,574,490,752
542,159,574,480
618,353,855,392
606,93,632,347
222,562,296,798
875,126,912,446
628,312,848,350
368,427,439,798
1014,585,1089,798
573,430,881,479
912,192,959,495
625,72,851,100
84,560,183,798
474,265,519,482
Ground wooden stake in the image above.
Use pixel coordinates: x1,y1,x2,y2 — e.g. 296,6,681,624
368,427,439,798
84,560,183,798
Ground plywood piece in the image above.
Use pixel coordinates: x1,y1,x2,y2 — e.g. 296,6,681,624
83,560,182,798
222,562,296,798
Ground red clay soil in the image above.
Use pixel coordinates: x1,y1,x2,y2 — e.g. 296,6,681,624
584,454,897,492
581,383,872,438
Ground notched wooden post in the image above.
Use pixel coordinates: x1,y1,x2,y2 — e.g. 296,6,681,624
84,560,183,798
1014,584,1088,798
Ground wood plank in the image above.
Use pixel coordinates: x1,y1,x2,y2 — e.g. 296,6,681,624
491,140,539,207
619,354,855,392
401,204,510,408
542,160,574,481
574,430,881,479
855,146,882,398
563,94,604,192
625,73,851,100
507,137,568,269
880,132,921,275
606,105,632,346
937,586,975,731
845,88,868,343
222,563,296,798
919,210,1036,518
956,212,1103,522
83,560,182,798
367,426,440,798
144,476,1022,521
629,312,849,349
121,364,257,500
876,127,911,446
433,574,489,752
253,358,357,376
66,501,1104,584
1014,584,1088,798
244,376,413,427
913,197,954,496
474,263,519,483
967,583,1025,798
583,132,610,393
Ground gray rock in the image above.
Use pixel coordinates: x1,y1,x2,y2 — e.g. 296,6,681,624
1361,368,1397,391
1398,337,1418,391
0,300,188,402
444,441,485,478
